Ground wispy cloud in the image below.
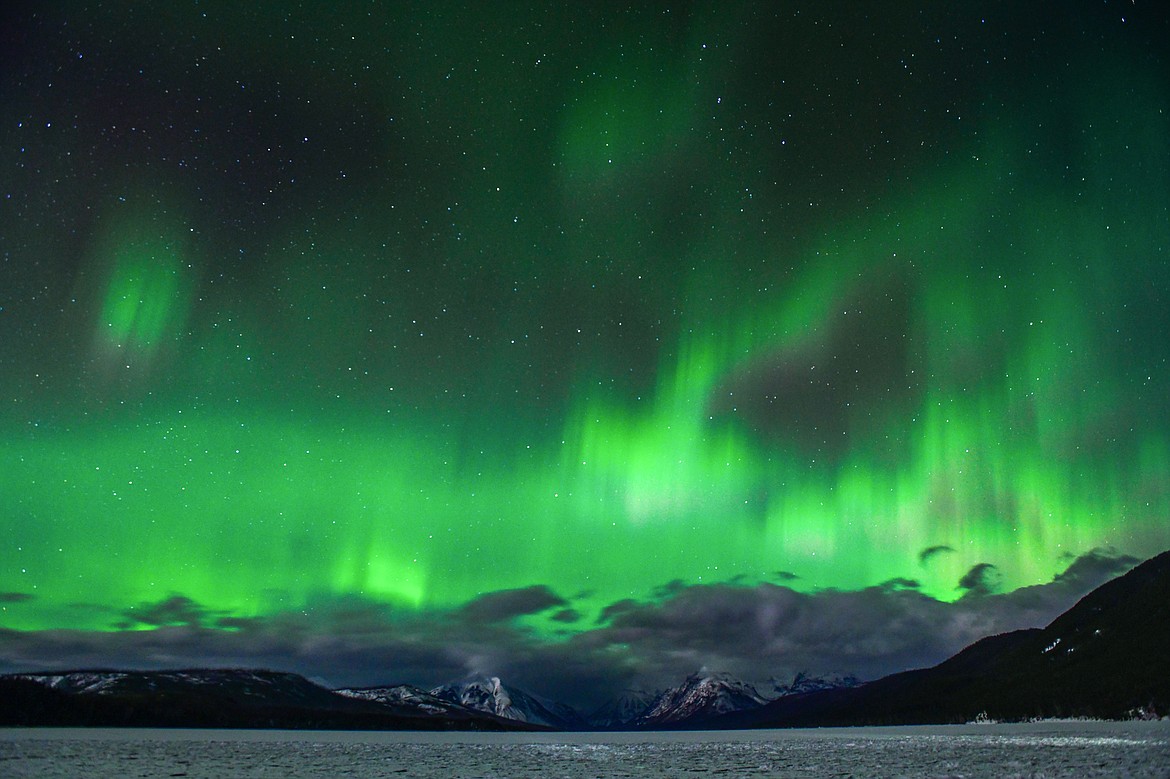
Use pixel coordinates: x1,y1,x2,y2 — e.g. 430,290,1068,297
918,545,956,565
458,585,567,624
957,562,1001,596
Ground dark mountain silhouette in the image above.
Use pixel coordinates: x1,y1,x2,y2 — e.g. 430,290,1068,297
715,549,1170,728
0,669,534,730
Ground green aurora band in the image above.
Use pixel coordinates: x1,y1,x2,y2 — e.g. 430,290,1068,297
2,5,1168,639
7,106,1170,633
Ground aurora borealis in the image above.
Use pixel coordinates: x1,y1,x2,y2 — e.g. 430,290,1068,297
1,2,1168,703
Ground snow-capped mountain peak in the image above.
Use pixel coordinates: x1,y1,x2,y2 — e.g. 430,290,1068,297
13,671,130,695
334,683,467,716
635,671,769,727
767,671,861,698
429,674,585,729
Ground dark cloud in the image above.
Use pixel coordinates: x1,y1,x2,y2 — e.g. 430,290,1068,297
597,598,639,624
574,582,956,693
125,595,209,627
919,545,956,565
312,599,396,635
651,579,689,599
550,608,581,624
878,577,921,591
710,275,918,460
957,563,1000,596
772,571,800,581
1054,547,1140,587
458,585,567,624
0,592,35,603
0,548,1150,712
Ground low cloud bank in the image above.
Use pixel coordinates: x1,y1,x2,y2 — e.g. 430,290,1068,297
0,548,1141,711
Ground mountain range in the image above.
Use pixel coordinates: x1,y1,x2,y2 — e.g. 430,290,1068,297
2,549,1166,729
0,668,529,731
337,676,589,730
0,666,858,730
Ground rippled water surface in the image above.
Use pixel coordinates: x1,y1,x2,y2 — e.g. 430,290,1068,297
2,721,1168,778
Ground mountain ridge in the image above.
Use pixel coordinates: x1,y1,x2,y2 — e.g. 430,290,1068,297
712,549,1170,728
428,674,588,730
0,668,532,731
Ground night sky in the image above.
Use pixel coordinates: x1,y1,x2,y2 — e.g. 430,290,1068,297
2,1,1168,709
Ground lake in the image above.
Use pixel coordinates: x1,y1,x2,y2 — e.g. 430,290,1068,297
2,721,1167,777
